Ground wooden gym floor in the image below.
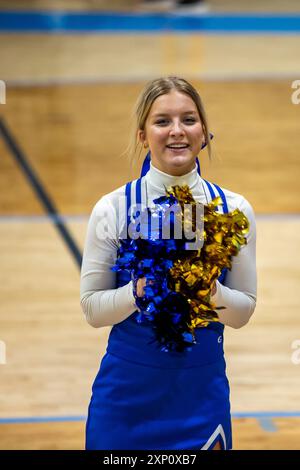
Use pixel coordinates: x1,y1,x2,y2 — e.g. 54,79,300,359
0,0,300,450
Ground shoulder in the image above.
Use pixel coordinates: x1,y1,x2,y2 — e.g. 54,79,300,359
216,185,256,238
85,184,129,241
89,177,143,217
210,183,256,239
88,180,142,240
220,186,255,216
90,183,128,214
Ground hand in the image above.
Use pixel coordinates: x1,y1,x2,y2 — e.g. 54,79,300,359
136,277,147,297
211,281,217,296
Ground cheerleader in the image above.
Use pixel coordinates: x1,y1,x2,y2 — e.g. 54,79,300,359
80,77,257,450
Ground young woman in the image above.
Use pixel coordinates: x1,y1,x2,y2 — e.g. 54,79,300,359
80,77,257,450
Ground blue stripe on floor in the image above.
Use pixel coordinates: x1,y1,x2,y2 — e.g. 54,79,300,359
0,214,299,223
233,411,300,418
1,411,300,425
0,214,89,223
234,411,300,433
257,417,278,432
0,416,86,424
0,12,300,33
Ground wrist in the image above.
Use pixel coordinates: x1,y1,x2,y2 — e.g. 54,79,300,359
211,281,217,296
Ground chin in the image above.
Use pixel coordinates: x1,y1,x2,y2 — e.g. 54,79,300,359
152,153,196,176
168,156,195,170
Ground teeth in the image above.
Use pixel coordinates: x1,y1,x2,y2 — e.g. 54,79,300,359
168,144,188,148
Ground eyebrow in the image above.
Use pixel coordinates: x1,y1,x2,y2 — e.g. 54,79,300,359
152,111,198,117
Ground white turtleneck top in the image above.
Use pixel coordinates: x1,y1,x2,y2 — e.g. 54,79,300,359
80,162,257,330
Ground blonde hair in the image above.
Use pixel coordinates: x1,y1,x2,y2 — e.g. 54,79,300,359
126,76,212,170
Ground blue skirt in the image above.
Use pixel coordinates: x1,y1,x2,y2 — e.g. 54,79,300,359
86,347,232,450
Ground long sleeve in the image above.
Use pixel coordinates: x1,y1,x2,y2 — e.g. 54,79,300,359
81,165,257,331
80,196,137,328
210,197,257,329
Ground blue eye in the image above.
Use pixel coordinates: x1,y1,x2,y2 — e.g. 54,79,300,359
184,118,196,124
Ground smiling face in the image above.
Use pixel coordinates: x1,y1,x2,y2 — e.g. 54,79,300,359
139,90,204,176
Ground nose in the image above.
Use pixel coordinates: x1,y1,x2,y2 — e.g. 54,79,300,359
170,120,184,137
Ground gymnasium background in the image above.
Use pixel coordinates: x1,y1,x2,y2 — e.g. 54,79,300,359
0,0,300,450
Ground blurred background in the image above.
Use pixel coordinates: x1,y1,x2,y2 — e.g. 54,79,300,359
0,0,300,450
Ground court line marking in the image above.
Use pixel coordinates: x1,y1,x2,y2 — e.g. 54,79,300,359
0,118,82,268
1,411,299,425
257,418,278,432
0,214,299,223
0,215,90,223
0,416,86,424
1,12,300,33
4,71,300,87
234,411,300,417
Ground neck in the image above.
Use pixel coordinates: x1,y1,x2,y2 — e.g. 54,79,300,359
146,161,199,193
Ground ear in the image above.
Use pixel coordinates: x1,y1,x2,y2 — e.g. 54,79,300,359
138,129,144,143
138,129,148,146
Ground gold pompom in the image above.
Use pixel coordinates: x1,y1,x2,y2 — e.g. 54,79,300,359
166,185,249,333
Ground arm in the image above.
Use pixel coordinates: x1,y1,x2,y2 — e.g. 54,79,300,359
80,197,137,328
210,197,257,329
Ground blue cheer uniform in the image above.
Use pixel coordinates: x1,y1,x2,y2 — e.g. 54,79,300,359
81,159,257,450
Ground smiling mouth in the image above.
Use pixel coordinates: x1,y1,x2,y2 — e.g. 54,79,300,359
166,144,189,149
